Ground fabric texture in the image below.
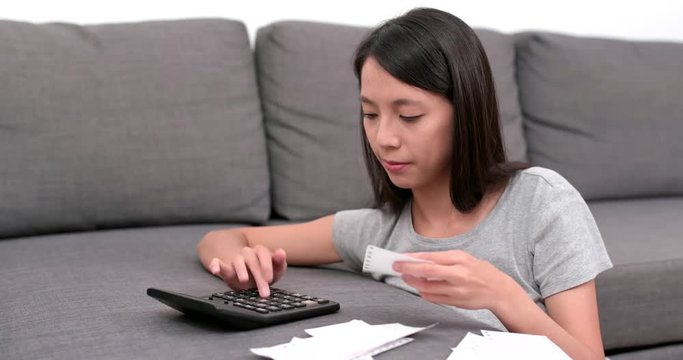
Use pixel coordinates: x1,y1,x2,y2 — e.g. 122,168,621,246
332,166,613,331
0,225,493,359
255,21,527,221
515,32,683,200
609,343,683,360
0,19,270,239
589,197,683,349
588,197,683,266
596,259,683,350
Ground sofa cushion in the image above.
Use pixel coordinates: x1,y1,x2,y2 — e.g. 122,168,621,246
255,21,527,220
516,32,683,200
609,343,683,360
0,19,270,239
589,198,683,350
0,226,492,359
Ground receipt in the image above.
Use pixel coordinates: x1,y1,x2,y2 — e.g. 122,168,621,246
250,319,436,360
447,330,571,359
362,245,433,277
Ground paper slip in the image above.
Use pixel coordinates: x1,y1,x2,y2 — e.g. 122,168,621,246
447,330,571,360
362,245,433,277
250,319,437,360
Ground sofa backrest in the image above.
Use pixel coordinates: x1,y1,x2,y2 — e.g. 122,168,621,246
3,17,681,239
255,21,528,221
0,19,270,239
515,32,683,200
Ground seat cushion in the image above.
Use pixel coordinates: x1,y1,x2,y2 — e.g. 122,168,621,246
516,32,683,200
255,20,527,220
589,198,683,350
0,19,270,239
609,342,683,360
0,226,492,359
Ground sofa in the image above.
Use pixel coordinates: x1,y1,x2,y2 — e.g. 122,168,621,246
0,15,681,359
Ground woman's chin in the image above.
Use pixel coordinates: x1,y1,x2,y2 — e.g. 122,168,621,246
386,175,414,190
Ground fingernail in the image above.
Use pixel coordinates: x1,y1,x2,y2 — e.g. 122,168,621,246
392,263,401,272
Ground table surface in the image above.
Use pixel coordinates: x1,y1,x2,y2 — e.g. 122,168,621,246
0,225,494,359
148,266,494,359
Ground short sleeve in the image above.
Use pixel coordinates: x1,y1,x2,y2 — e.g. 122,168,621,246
531,171,613,298
332,207,399,272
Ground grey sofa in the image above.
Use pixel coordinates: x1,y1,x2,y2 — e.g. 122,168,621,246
0,17,681,360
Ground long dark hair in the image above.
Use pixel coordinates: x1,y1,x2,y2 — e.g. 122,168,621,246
353,8,528,214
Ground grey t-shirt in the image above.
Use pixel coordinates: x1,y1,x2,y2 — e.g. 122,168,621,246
332,166,613,330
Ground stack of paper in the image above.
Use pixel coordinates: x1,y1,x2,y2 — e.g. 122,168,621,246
250,319,436,360
448,330,571,359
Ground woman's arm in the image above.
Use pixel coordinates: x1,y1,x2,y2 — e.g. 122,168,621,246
495,280,605,359
395,251,605,359
196,215,341,296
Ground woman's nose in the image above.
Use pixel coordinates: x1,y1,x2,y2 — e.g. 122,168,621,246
375,116,401,148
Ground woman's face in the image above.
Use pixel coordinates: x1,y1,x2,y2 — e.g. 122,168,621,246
360,56,455,191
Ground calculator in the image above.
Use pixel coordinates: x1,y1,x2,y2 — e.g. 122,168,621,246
147,287,340,330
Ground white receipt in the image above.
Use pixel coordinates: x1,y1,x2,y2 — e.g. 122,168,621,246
250,319,436,360
447,330,571,360
362,245,433,277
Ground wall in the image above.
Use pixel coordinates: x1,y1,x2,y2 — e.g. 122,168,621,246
3,0,682,44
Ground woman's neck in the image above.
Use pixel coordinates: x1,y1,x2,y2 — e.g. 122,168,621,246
411,181,505,238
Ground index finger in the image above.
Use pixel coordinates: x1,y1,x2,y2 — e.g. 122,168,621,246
243,254,271,298
254,247,274,283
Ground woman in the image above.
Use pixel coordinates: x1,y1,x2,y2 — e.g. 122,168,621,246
197,8,612,359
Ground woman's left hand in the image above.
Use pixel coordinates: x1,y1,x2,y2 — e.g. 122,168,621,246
393,250,522,311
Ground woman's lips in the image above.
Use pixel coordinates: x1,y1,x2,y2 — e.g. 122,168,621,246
383,160,410,173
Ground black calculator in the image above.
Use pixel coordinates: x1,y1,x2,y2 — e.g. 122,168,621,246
147,287,340,330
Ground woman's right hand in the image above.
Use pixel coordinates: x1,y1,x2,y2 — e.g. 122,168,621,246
208,245,288,298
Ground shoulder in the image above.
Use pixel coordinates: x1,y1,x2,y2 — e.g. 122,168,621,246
515,166,582,198
511,166,587,215
517,166,574,190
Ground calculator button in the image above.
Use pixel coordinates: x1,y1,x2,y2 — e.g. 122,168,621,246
254,308,269,314
266,306,281,312
280,304,294,310
292,302,306,308
316,299,330,304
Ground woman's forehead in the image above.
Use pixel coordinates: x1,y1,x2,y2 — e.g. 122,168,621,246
360,59,430,102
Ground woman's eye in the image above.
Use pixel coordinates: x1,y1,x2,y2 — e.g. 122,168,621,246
363,113,378,120
400,115,422,122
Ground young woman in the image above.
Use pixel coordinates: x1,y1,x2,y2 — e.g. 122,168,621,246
197,8,612,359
